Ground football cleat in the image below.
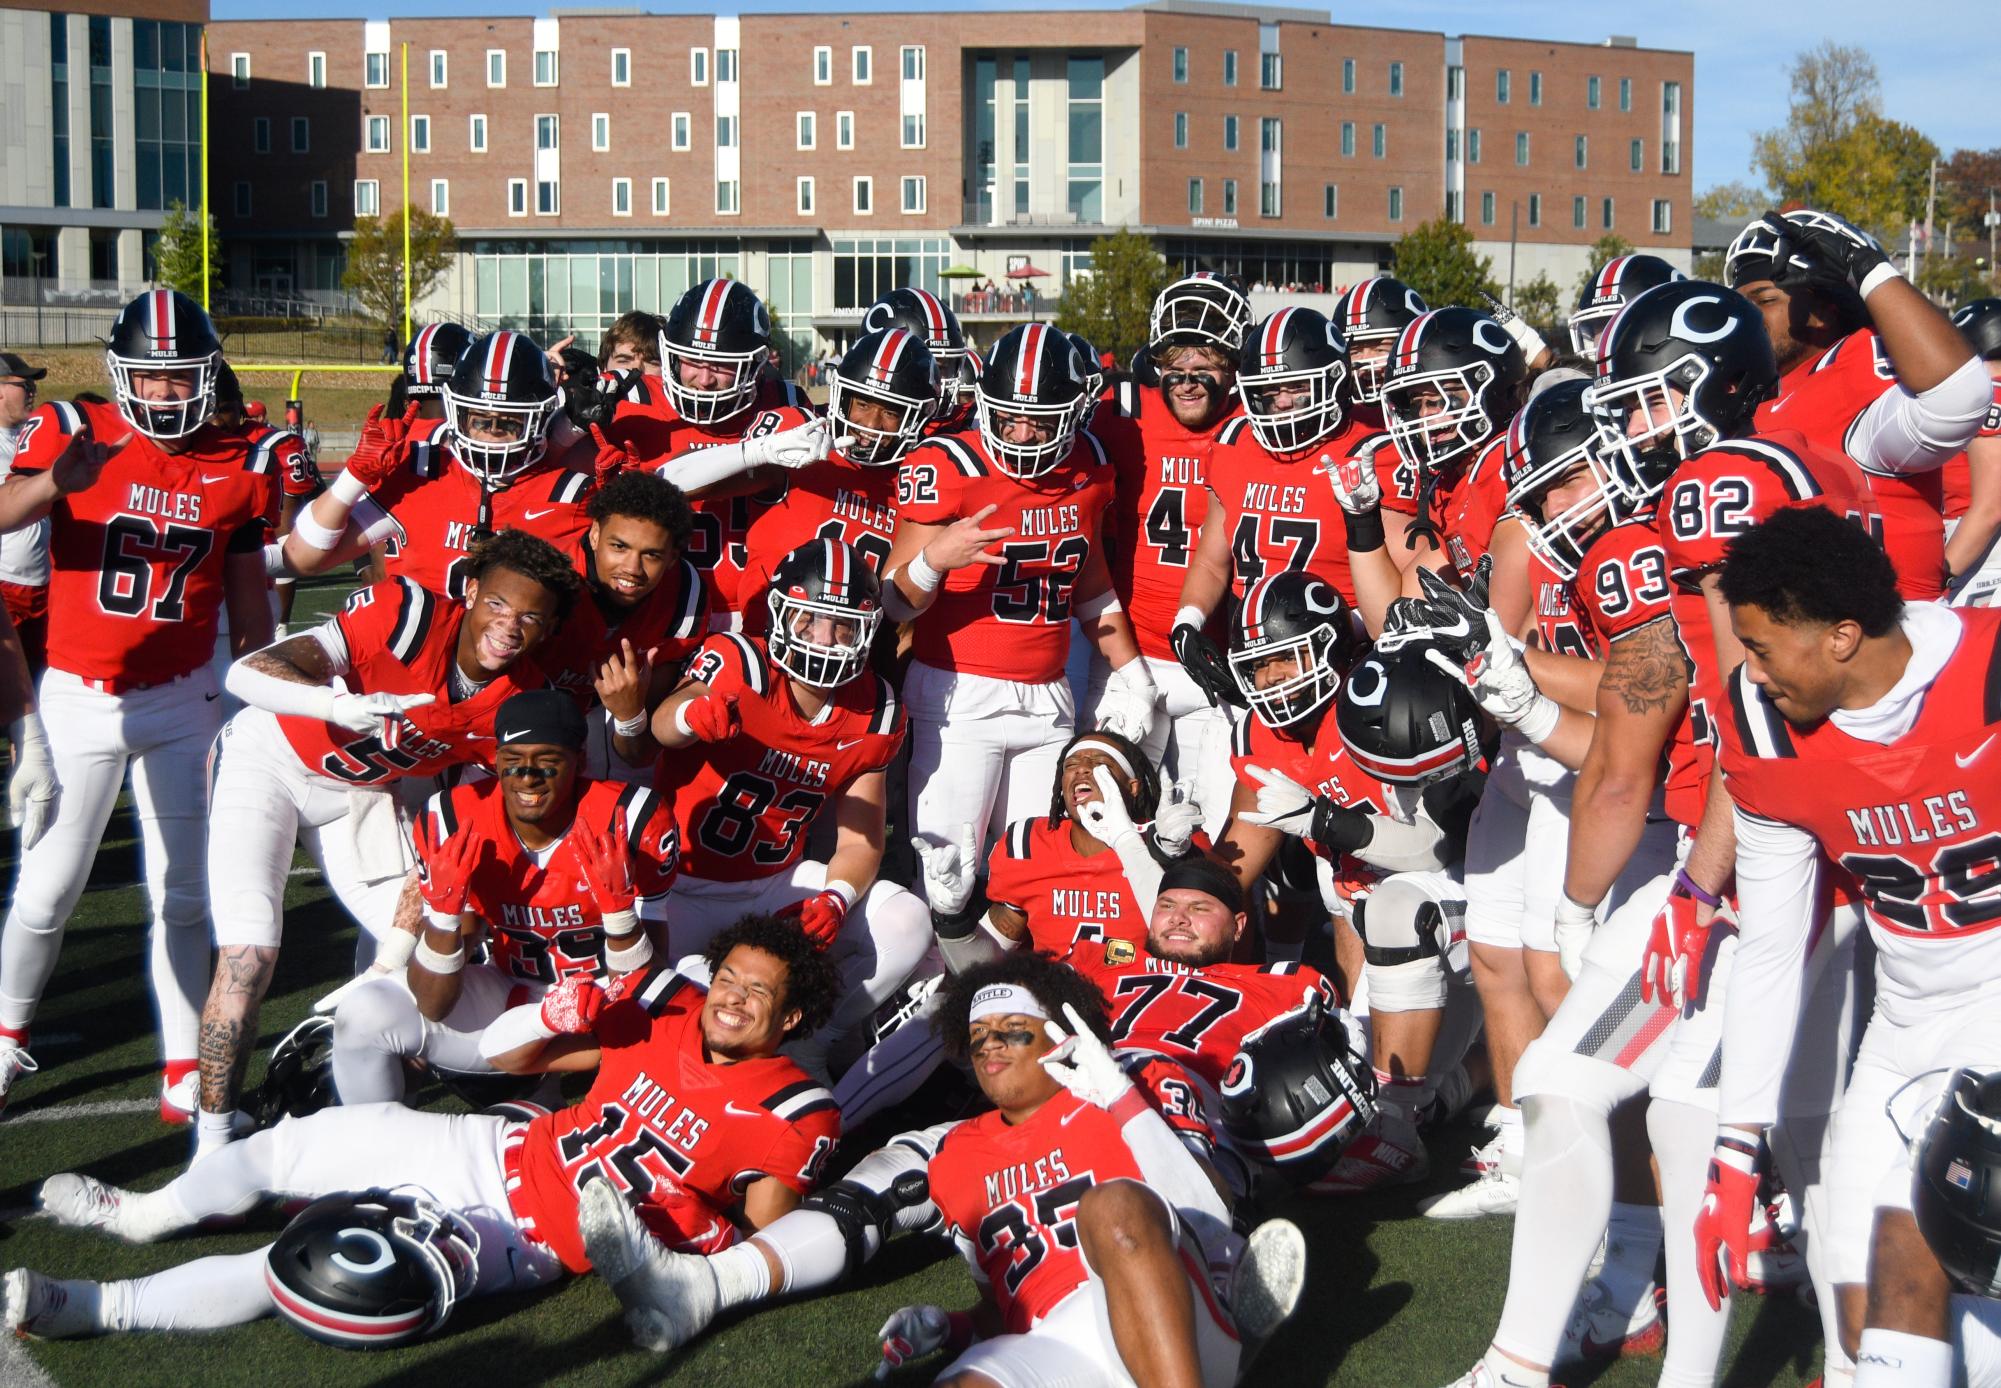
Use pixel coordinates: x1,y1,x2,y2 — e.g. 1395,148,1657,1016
1419,1167,1520,1220
0,1042,38,1117
4,1269,97,1340
1309,1106,1430,1195
1439,1357,1555,1388
1744,1182,1810,1293
37,1173,177,1244
1231,1218,1308,1341
1457,1125,1513,1179
1556,1279,1664,1365
577,1179,721,1352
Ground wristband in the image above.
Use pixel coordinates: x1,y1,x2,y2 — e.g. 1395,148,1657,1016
600,906,641,939
414,937,465,974
374,928,418,971
907,548,943,593
423,907,463,932
1673,868,1723,908
611,711,648,737
673,700,696,738
604,932,654,972
1343,506,1386,553
1173,604,1207,632
1858,261,1901,299
825,880,860,911
1711,1129,1761,1174
263,541,291,577
329,469,372,506
1515,694,1562,747
930,897,987,939
288,507,345,553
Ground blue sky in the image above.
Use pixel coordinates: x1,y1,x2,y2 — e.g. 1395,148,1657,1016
211,0,1991,193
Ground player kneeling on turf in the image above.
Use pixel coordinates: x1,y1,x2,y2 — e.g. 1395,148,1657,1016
2,916,840,1344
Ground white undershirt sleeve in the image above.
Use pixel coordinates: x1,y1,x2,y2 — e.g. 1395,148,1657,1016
1845,355,1993,477
1717,806,1823,1128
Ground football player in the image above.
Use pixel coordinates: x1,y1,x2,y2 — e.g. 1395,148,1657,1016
329,689,679,1105
0,290,279,1119
1727,208,1990,601
192,529,580,1161
1332,274,1428,424
860,287,974,434
0,349,51,676
394,321,473,440
1944,298,2001,604
597,310,664,377
1087,274,1246,833
889,322,1158,862
1567,254,1686,361
648,540,930,1070
3,918,840,1341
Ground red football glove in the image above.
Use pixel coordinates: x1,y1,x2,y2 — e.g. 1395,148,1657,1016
539,974,609,1035
345,401,421,487
589,424,637,485
418,829,481,917
572,813,637,916
778,890,848,949
1692,1131,1762,1310
678,692,742,744
1642,882,1713,1010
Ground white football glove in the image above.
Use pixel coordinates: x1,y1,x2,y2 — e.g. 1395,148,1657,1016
1240,765,1316,836
1553,894,1597,982
326,690,437,738
911,822,979,917
1039,1001,1136,1110
1150,780,1202,858
1096,658,1159,743
875,1305,953,1379
1076,765,1142,849
1425,611,1561,745
8,713,59,851
744,416,842,471
1319,452,1383,515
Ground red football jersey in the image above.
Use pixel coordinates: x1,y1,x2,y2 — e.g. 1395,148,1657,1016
240,421,320,511
507,966,840,1273
1374,429,1426,518
738,450,901,631
1204,414,1364,607
418,776,680,986
1429,436,1516,580
538,547,710,707
896,431,1116,683
1230,710,1400,897
280,577,547,784
10,397,278,684
656,633,904,882
983,816,1154,957
370,439,595,599
1090,382,1235,661
1755,330,1946,600
1528,551,1597,660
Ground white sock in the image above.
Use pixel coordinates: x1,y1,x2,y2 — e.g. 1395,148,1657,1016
103,1249,274,1332
1480,1344,1549,1386
1598,1200,1664,1310
1492,1093,1613,1366
707,1240,777,1311
1855,1328,1953,1387
194,1108,238,1159
1648,1097,1734,1387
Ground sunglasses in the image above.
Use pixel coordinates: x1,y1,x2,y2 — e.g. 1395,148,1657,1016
968,1027,1039,1053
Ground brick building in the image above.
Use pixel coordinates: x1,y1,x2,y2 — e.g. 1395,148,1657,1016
191,2,1693,364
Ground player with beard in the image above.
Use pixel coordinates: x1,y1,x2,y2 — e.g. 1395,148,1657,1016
191,530,579,1162
3,919,840,1341
327,689,680,1106
1726,209,1989,601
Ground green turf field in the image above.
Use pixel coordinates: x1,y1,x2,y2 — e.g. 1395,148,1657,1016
0,571,1825,1386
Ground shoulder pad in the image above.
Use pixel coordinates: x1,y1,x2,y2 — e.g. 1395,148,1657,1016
1218,415,1252,447
1727,662,1797,760
762,1077,840,1122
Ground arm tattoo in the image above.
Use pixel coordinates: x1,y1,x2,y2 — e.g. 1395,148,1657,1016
243,634,335,685
1599,617,1688,717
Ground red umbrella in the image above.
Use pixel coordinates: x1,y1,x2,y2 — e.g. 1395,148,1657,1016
1006,264,1050,280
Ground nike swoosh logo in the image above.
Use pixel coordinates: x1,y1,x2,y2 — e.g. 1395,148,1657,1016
837,738,865,751
1956,733,1996,769
523,507,556,520
724,1101,762,1118
1059,1105,1090,1126
501,729,531,742
204,691,219,701
201,473,231,484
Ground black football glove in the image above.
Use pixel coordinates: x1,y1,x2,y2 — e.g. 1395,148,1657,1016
1171,621,1246,709
1411,555,1495,662
1311,798,1374,854
1759,210,1889,300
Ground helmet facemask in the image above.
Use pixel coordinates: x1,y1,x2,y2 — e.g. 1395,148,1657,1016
108,352,219,441
659,333,763,426
443,387,555,487
1383,364,1496,475
1568,305,1620,361
1512,445,1630,580
1343,332,1398,406
1241,361,1348,458
976,389,1087,479
932,346,972,418
1149,282,1252,357
766,588,881,688
1584,352,1722,507
1231,624,1342,728
829,372,935,467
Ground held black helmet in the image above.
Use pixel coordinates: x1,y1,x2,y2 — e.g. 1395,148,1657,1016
765,539,884,688
1148,271,1253,359
1381,308,1528,477
661,278,773,425
441,330,560,486
1501,378,1630,579
1582,280,1778,508
828,327,940,467
1219,992,1375,1184
1334,637,1484,786
1332,275,1428,406
1724,207,1884,292
1237,307,1350,457
862,288,970,416
1913,1068,2001,1298
1571,254,1687,360
1953,298,2001,362
249,1014,337,1129
265,1188,480,1348
105,288,225,440
1229,570,1356,729
976,323,1093,479
403,322,474,401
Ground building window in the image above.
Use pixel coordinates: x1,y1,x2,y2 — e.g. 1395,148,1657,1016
691,48,708,86
1587,75,1601,109
1446,189,1462,222
1449,64,1464,100
537,115,559,150
716,49,736,83
1263,116,1280,153
612,177,631,215
1224,115,1238,152
652,177,669,215
1515,131,1529,165
1603,197,1615,229
902,175,926,214
536,180,559,215
469,114,487,152
410,115,430,153
836,111,854,149
1260,52,1281,89
1573,195,1587,229
1223,50,1237,86
534,49,557,86
508,179,527,215
852,46,871,84
308,52,326,88
813,46,831,84
1620,77,1632,111
1223,179,1237,215
1496,68,1510,103
366,52,388,88
429,49,446,88
797,112,816,149
1188,179,1202,214
1340,122,1355,157
589,112,608,151
365,115,390,154
1575,134,1587,169
1447,129,1457,161
797,176,814,215
1388,186,1403,221
1260,181,1280,217
1527,193,1541,227
1172,47,1188,83
354,179,379,216
1373,123,1386,158
231,53,250,89
233,181,251,216
486,50,505,87
1630,138,1643,172
1342,58,1355,94
310,181,327,218
854,176,873,214
252,118,270,154
1652,199,1672,234
1529,70,1542,105
291,117,310,154
716,115,737,149
1174,112,1187,148
902,46,925,81
432,178,449,216
1468,128,1482,163
1323,184,1337,218
902,114,925,148
612,49,630,87
1066,55,1104,223
1481,190,1496,225
671,113,690,151
1389,61,1404,96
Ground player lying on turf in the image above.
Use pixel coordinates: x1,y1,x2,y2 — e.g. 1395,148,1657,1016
2,916,839,1343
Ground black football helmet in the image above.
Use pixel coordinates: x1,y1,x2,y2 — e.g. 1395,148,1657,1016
1913,1068,2001,1298
975,323,1093,478
1332,275,1428,406
1238,307,1350,457
765,539,884,688
1724,207,1884,291
1229,571,1356,729
1571,254,1687,360
1501,379,1630,579
862,288,970,417
441,330,560,487
1335,637,1484,786
265,1188,480,1349
1583,280,1778,507
1954,298,2001,362
402,322,474,401
1219,992,1375,1185
1148,271,1253,358
661,278,773,425
105,288,225,441
250,1014,337,1129
1381,308,1528,476
828,327,940,467
1067,332,1106,406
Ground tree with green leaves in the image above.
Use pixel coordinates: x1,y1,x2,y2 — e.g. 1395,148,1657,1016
151,200,220,302
1390,217,1500,310
341,207,459,333
1940,148,2001,230
1510,273,1562,337
1694,182,1770,225
1054,230,1173,367
1751,43,1938,234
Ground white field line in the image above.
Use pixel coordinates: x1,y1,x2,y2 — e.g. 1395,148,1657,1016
6,1098,156,1124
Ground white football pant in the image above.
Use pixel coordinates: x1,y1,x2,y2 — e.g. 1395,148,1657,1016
1084,651,1237,837
905,658,1074,865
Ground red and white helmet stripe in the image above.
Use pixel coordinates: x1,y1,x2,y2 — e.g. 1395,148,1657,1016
147,289,177,355
1258,308,1297,367
1013,323,1047,399
869,327,913,384
910,289,948,344
412,323,441,384
483,331,518,396
1592,255,1632,303
1392,312,1434,374
694,280,734,345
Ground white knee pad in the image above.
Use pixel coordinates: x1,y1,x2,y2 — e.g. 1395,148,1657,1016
1513,1031,1651,1112
331,976,427,1063
1356,874,1462,1013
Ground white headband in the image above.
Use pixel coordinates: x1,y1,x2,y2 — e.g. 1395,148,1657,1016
1065,737,1135,779
969,983,1048,1024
